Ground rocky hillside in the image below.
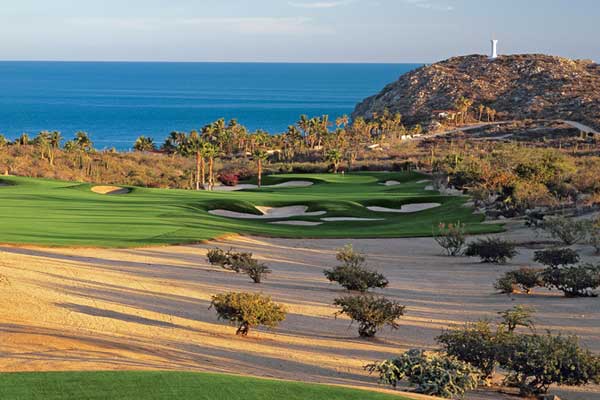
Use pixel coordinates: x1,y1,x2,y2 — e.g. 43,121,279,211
352,54,600,130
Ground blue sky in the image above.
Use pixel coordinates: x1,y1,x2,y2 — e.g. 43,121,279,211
2,0,598,62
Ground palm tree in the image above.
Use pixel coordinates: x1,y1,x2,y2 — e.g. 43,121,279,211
133,136,155,152
186,131,205,190
326,149,342,173
74,131,93,152
253,149,269,189
203,143,220,191
162,131,186,155
478,104,485,122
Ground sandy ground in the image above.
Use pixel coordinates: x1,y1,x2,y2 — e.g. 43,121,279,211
209,206,326,219
0,225,598,399
367,204,441,213
213,181,314,192
381,180,402,186
91,186,131,195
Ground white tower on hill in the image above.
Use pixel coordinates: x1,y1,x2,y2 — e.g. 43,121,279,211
490,39,499,59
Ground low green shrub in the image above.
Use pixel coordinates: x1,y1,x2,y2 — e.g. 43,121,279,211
534,248,580,267
210,292,286,336
465,238,517,264
498,305,535,333
495,267,544,294
334,295,405,337
366,349,480,398
434,222,466,256
324,245,388,292
497,333,600,396
541,216,591,245
206,248,229,267
241,258,271,283
542,264,600,297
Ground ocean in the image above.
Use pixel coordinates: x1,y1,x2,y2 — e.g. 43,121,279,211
0,62,419,150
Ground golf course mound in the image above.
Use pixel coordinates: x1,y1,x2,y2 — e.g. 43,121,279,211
367,203,441,213
214,180,314,191
0,173,501,247
91,186,130,195
209,205,326,219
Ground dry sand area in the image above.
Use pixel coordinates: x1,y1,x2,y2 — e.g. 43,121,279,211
91,186,131,195
0,225,599,399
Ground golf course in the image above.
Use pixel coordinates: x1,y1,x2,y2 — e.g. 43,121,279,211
0,172,500,247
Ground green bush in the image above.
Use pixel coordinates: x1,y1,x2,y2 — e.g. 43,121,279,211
497,333,600,396
495,267,544,294
542,264,600,297
534,248,580,267
498,305,535,333
366,349,480,398
206,248,229,267
434,222,467,256
541,216,591,245
210,292,286,336
324,245,388,292
436,321,498,379
465,238,518,264
333,295,405,337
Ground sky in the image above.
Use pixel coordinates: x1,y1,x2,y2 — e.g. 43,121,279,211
1,0,598,63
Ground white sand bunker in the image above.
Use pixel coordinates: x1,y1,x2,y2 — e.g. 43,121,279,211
269,221,323,226
209,205,326,220
380,180,401,186
91,186,131,195
367,203,441,213
213,181,314,192
417,179,432,184
321,217,384,222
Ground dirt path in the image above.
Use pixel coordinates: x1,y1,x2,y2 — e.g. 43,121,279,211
0,227,598,399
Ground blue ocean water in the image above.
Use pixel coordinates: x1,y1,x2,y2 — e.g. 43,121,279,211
0,62,419,150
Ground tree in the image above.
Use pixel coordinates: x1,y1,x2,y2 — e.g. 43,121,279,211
325,149,342,173
203,143,220,191
324,245,388,292
210,292,286,336
74,131,93,152
334,295,405,337
465,237,517,264
253,149,269,189
186,131,205,191
534,248,580,268
498,305,535,333
133,136,155,152
434,222,466,256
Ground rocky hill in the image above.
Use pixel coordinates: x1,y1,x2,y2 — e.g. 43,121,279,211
352,54,600,130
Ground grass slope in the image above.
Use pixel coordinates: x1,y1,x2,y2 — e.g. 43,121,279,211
0,371,410,400
0,172,501,247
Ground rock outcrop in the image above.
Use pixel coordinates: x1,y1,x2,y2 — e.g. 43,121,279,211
352,54,600,130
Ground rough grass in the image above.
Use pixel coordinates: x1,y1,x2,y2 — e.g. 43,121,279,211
0,172,501,247
0,371,410,400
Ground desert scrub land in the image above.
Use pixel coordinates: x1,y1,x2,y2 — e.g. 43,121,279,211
0,172,499,247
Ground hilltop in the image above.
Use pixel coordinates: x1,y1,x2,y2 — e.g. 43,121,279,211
352,54,600,129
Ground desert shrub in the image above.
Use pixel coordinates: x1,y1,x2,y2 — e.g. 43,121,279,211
495,267,544,294
436,321,498,379
227,251,255,273
210,292,286,336
541,216,591,245
333,295,405,337
207,248,229,267
239,258,271,283
465,238,517,264
589,217,600,255
497,333,600,396
534,247,580,267
366,349,480,398
511,180,557,210
218,173,239,186
434,222,466,256
324,245,388,292
542,264,600,297
498,305,535,333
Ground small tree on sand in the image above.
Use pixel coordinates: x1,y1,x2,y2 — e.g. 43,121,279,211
210,292,286,336
334,294,405,337
324,245,388,292
434,222,466,256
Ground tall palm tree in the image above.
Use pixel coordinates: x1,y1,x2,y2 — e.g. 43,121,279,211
326,149,342,174
74,131,93,152
253,149,269,189
186,131,205,190
203,143,220,191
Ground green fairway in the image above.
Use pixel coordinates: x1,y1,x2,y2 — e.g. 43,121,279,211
0,172,501,247
0,371,410,400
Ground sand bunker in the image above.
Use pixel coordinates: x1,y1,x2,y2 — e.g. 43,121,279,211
209,205,326,220
269,221,323,226
417,179,432,184
367,203,441,213
320,217,384,222
91,186,130,195
213,181,314,192
380,180,401,186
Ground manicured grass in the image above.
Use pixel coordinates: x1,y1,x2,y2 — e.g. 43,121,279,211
0,172,501,247
0,371,410,400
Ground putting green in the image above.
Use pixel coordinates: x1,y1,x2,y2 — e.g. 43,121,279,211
0,371,410,400
0,172,501,247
